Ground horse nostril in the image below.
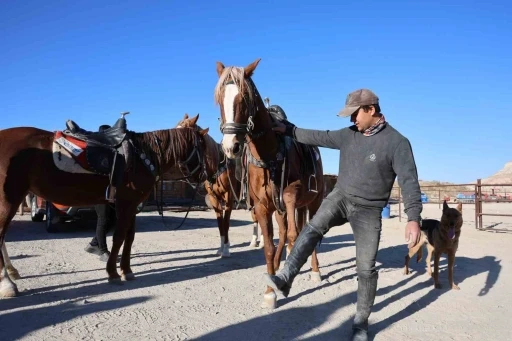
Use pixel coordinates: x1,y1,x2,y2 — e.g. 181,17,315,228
232,142,240,154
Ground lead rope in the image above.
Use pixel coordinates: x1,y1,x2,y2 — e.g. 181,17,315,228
153,134,200,231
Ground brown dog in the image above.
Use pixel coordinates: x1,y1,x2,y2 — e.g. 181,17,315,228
404,201,463,290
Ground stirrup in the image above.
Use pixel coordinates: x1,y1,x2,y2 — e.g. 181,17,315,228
308,174,318,193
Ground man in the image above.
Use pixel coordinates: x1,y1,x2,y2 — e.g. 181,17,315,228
84,124,116,262
266,89,422,341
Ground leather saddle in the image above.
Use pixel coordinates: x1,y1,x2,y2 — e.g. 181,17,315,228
64,114,128,147
56,112,134,202
268,104,319,192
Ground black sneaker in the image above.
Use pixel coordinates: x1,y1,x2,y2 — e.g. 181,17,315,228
84,243,103,256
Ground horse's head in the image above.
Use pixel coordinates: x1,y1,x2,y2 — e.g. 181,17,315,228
176,113,200,129
174,113,219,181
214,58,262,159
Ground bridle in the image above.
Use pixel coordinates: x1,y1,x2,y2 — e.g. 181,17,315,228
151,128,208,230
177,130,208,184
153,128,208,185
219,79,266,140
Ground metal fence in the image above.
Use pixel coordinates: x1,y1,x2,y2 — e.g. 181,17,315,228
393,179,512,232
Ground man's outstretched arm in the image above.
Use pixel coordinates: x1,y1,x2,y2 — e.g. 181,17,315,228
272,121,343,150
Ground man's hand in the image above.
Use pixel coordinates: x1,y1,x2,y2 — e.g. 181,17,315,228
272,121,286,134
405,221,421,248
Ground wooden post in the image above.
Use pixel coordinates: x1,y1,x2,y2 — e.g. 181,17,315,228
475,179,481,229
438,189,441,208
478,179,483,229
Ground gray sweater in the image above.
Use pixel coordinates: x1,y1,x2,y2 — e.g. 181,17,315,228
293,124,422,222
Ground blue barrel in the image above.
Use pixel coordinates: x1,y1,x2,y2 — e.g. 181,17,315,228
421,193,429,203
382,203,391,219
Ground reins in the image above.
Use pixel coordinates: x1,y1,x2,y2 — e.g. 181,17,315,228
151,130,207,231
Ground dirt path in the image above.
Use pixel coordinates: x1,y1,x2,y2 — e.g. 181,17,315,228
1,203,510,340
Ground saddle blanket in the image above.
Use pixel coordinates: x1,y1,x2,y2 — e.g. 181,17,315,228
52,131,94,174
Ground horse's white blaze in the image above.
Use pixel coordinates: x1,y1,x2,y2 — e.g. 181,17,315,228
221,84,239,158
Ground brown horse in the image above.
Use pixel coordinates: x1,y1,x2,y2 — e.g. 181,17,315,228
0,120,213,297
214,58,325,308
175,113,265,256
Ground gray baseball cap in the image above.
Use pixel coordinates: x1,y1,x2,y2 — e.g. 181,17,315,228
337,88,379,117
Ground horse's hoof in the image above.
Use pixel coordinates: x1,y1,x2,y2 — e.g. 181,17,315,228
108,277,123,285
310,271,322,283
0,282,19,298
221,244,231,258
249,236,258,248
260,291,277,309
122,272,136,281
257,241,265,249
7,266,21,280
216,248,223,256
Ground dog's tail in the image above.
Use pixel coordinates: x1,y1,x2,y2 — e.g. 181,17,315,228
416,244,423,263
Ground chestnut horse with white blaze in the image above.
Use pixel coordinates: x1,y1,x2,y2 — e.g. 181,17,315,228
214,58,325,309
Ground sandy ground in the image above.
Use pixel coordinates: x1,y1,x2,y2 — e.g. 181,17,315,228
1,202,511,341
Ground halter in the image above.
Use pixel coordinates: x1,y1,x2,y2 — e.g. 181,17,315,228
219,79,264,139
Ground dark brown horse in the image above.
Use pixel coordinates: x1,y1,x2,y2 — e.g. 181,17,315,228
0,120,213,297
214,59,325,308
175,113,265,256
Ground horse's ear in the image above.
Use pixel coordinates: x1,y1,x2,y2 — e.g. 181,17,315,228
244,58,261,78
199,127,209,136
216,61,225,77
183,113,189,119
190,113,200,125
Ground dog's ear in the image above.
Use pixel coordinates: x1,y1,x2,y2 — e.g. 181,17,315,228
443,200,449,212
456,202,463,213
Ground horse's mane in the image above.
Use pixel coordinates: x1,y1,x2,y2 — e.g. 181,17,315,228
131,128,196,172
214,66,255,106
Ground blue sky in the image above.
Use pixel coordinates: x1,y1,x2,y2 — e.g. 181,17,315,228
1,0,510,183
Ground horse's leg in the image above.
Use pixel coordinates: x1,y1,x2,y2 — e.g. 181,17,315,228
221,206,232,258
283,188,299,260
106,202,130,283
120,213,137,281
208,193,225,256
256,204,277,309
1,242,21,280
308,199,322,282
0,201,21,297
273,212,287,271
249,208,259,247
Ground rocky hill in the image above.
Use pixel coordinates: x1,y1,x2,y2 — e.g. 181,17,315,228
482,161,512,185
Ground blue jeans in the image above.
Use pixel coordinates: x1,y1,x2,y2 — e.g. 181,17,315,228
309,188,382,279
